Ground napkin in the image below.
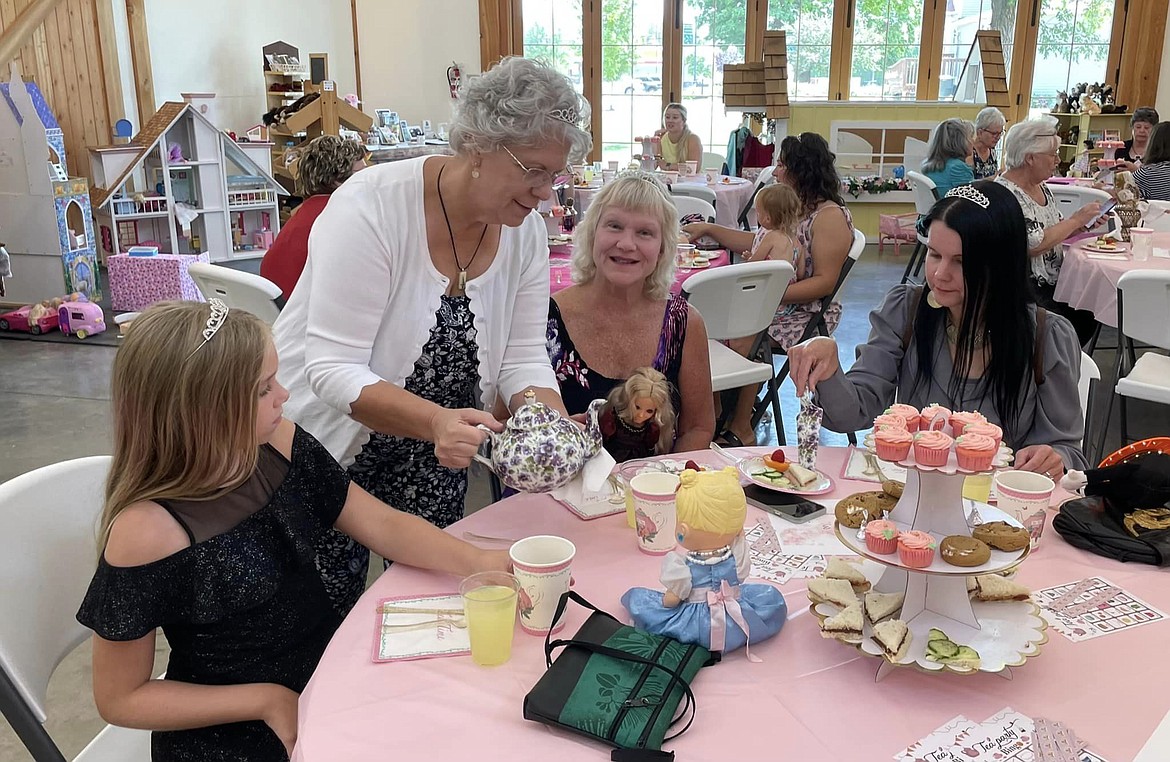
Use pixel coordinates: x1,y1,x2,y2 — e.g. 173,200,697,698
796,393,823,470
374,593,469,662
551,451,624,520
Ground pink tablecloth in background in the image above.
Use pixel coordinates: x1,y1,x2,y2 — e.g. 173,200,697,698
549,249,730,295
294,446,1169,762
1055,232,1170,327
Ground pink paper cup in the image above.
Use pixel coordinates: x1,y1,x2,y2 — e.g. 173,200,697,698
509,535,576,635
630,472,680,555
994,471,1055,550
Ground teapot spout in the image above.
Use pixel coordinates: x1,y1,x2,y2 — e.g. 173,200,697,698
583,398,606,454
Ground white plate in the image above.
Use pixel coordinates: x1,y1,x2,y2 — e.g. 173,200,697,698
738,456,834,495
1082,242,1128,254
712,176,749,186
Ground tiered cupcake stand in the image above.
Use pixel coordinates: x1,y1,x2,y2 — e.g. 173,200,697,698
811,441,1048,680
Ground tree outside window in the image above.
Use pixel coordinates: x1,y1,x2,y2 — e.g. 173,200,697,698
601,0,666,166
522,0,584,94
768,0,834,100
851,0,924,101
1029,0,1113,116
941,0,1018,100
682,0,747,153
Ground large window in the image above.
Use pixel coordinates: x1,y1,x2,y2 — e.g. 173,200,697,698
1029,0,1113,115
941,0,1018,99
681,0,747,153
767,0,834,100
600,0,666,166
850,0,924,101
522,0,585,95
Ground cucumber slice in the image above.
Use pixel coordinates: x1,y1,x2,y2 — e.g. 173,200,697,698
927,628,948,642
929,640,959,659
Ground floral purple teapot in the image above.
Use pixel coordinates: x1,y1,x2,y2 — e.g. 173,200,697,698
483,391,605,493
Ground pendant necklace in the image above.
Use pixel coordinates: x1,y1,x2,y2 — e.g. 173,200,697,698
437,163,488,294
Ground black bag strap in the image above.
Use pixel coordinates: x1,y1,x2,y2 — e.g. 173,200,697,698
543,590,617,665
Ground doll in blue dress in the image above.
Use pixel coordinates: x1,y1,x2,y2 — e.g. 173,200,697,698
621,467,787,656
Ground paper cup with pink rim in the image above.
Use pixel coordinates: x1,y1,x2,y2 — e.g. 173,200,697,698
509,535,576,635
630,472,680,555
994,471,1055,550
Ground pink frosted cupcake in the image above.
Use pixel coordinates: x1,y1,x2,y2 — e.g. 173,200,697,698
874,427,914,462
873,412,908,431
913,429,954,467
865,519,899,555
955,433,998,472
949,411,987,438
962,421,1003,448
919,404,952,432
886,404,920,433
898,530,937,568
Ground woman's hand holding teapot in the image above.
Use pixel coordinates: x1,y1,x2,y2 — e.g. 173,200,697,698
430,407,504,468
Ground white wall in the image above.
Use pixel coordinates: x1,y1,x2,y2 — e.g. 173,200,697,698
141,0,356,134
1159,3,1170,116
354,0,481,127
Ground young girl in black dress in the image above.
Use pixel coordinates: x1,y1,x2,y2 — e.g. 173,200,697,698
77,300,509,761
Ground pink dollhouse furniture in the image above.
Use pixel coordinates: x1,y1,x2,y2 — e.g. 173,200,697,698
878,212,918,256
106,251,209,311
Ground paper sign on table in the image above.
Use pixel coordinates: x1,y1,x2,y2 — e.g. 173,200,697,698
767,509,852,556
1034,577,1167,642
894,715,979,761
373,593,470,662
898,708,1106,762
744,520,830,584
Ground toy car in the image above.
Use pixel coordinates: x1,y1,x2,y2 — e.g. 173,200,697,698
0,305,59,335
58,301,106,339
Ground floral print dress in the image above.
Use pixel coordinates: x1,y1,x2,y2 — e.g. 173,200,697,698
317,295,480,615
766,203,850,350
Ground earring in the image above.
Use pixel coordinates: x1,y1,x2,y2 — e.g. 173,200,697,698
926,291,942,309
471,164,480,179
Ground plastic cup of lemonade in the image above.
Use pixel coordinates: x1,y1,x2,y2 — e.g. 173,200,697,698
459,571,520,666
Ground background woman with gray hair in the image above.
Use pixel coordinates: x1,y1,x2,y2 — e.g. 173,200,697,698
922,118,976,196
996,116,1101,345
546,172,715,452
1117,107,1159,170
972,107,1006,178
273,56,591,614
259,135,368,299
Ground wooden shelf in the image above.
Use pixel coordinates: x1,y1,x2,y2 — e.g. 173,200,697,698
167,160,218,168
228,201,279,211
115,210,170,220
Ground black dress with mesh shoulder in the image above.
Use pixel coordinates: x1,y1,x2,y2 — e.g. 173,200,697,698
76,425,351,761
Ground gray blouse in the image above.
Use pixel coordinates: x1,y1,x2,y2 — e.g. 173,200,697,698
815,286,1088,469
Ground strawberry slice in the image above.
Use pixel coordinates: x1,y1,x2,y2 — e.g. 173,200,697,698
684,460,701,472
770,449,786,463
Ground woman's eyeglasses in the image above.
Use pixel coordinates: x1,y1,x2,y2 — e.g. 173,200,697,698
502,145,572,188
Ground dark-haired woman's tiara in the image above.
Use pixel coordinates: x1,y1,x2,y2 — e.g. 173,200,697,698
185,298,229,359
548,108,580,126
945,185,990,209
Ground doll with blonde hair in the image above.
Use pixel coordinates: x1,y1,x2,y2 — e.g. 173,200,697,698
599,367,676,462
76,300,509,761
621,468,786,655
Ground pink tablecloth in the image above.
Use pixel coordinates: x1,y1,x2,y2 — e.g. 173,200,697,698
549,249,730,295
294,446,1169,761
572,177,754,228
1055,233,1170,327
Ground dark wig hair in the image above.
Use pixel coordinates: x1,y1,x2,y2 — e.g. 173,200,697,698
778,132,846,210
915,180,1035,440
1143,122,1170,165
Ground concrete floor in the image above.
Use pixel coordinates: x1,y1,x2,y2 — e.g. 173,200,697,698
1,246,1166,760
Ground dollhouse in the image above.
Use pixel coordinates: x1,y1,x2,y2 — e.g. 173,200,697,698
89,102,287,263
0,63,101,304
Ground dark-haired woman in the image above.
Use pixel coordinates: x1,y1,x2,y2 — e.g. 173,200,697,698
787,180,1087,478
682,132,852,445
1132,122,1170,201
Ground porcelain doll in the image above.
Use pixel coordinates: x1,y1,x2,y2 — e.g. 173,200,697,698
621,468,787,656
599,367,676,463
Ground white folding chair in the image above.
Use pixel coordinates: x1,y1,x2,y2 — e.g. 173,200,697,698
1098,270,1170,461
1079,351,1101,461
673,195,716,223
1047,184,1112,218
737,165,776,230
188,262,283,324
671,184,718,207
0,457,152,761
900,171,938,284
700,151,725,171
682,260,795,444
763,229,867,443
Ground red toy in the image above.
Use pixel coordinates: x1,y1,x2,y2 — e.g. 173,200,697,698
0,305,59,334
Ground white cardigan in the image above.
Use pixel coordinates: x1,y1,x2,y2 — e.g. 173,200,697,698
273,157,557,467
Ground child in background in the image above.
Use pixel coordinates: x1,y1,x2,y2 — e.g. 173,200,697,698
742,183,802,265
77,300,509,762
